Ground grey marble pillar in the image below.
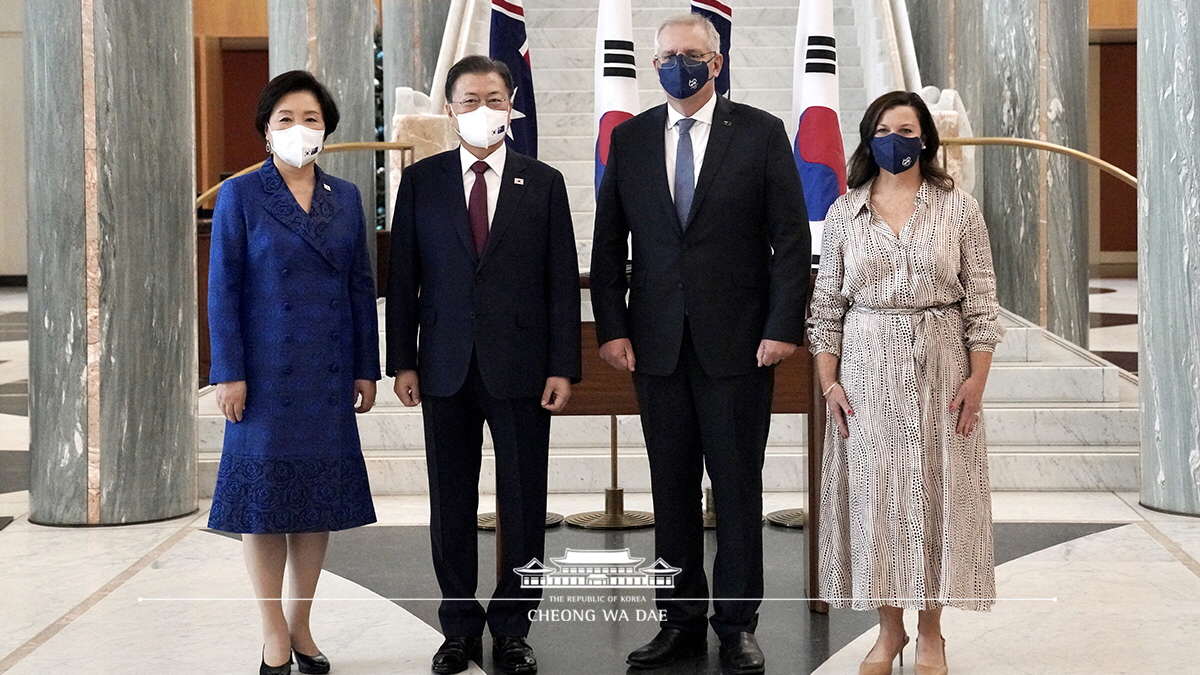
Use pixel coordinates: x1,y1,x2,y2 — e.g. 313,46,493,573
269,0,378,260
382,0,452,125
907,0,1089,346
24,0,197,525
1138,0,1200,516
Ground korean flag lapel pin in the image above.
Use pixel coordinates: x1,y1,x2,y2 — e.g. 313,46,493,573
514,177,524,185
323,183,331,191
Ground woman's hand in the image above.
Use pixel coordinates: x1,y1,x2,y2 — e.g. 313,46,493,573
951,376,986,436
825,383,854,439
354,379,377,413
215,381,247,423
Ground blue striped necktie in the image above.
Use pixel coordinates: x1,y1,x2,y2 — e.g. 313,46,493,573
674,118,696,229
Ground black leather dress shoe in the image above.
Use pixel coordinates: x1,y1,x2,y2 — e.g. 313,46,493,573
718,632,765,675
431,636,483,674
492,636,537,675
626,627,707,669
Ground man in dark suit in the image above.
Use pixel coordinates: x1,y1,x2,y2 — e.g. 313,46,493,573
591,14,811,675
387,55,581,675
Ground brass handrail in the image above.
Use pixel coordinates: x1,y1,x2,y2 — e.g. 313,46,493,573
195,141,416,208
940,137,1137,188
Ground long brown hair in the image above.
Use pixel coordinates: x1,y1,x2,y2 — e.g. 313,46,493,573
846,91,954,191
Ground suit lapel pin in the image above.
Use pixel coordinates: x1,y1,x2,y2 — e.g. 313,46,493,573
514,177,524,185
323,183,331,191
723,120,731,126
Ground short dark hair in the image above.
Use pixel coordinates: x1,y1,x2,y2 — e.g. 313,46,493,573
444,55,514,103
847,91,954,192
254,70,340,140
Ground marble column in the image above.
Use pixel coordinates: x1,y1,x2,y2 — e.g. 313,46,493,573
382,0,452,124
24,0,197,525
907,0,1089,346
1138,0,1200,516
269,0,378,261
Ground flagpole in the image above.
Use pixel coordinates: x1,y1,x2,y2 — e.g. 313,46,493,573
765,0,846,616
566,0,654,530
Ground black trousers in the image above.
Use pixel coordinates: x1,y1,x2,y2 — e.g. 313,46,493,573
421,355,551,638
633,324,773,638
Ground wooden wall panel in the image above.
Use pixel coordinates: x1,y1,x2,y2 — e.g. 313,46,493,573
221,49,271,177
1098,43,1138,253
195,36,224,194
1090,0,1136,31
194,0,268,38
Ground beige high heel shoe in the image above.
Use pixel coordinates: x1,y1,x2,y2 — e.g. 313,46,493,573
859,635,909,675
914,636,948,675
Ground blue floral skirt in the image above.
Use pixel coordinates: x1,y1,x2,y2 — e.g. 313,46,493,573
207,451,377,534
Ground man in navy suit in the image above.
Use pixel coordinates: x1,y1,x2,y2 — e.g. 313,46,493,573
591,14,811,675
386,55,580,675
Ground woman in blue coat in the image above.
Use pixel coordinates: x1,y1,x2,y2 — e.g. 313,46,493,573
207,70,380,675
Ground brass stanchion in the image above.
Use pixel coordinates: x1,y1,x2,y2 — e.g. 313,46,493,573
765,507,806,528
475,461,564,530
565,415,654,529
477,510,563,531
703,487,717,529
703,483,771,529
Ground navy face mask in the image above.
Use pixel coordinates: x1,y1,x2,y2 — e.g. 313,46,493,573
658,59,711,100
870,133,924,175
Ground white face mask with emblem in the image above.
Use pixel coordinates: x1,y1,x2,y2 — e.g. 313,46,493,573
453,106,510,149
270,124,325,168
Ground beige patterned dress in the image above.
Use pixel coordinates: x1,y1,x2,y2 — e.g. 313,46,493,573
807,180,1005,612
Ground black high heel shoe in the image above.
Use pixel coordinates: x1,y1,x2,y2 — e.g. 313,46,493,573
260,648,293,675
292,647,331,675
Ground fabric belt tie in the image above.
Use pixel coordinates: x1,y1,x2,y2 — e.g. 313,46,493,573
849,303,961,406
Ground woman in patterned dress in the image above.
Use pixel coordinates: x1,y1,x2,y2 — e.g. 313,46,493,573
208,71,380,675
807,91,1005,675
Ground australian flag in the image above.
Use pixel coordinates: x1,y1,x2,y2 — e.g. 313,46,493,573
792,0,846,260
689,0,731,98
491,0,538,157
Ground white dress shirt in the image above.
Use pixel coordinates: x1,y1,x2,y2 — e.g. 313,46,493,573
664,92,717,200
459,142,507,228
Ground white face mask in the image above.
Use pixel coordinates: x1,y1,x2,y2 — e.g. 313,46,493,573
453,106,510,149
269,125,325,168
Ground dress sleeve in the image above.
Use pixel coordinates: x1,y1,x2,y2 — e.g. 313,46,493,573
959,196,1006,351
806,198,851,356
347,183,382,381
207,182,247,384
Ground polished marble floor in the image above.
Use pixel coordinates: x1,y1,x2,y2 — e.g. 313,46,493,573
4,281,1197,674
2,490,1199,674
1089,278,1139,373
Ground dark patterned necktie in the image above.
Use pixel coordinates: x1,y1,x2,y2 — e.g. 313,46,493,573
674,118,696,229
468,160,489,257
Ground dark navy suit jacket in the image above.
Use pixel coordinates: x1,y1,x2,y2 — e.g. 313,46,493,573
385,147,581,399
590,96,811,378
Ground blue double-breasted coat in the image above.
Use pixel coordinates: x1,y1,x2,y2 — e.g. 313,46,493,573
206,158,380,534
